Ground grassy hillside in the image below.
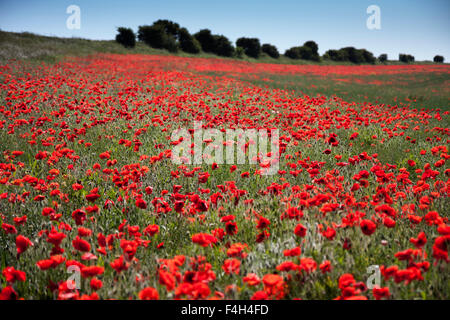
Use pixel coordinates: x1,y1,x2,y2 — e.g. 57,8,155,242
0,30,440,66
0,30,167,64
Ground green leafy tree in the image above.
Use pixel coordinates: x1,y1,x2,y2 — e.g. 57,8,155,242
303,41,319,61
115,27,136,48
360,49,376,64
153,19,180,37
262,43,280,58
378,54,388,62
178,28,201,54
236,37,261,58
138,24,178,52
285,42,320,61
323,49,341,61
324,47,375,64
235,46,245,59
433,55,444,63
399,53,415,63
214,35,234,57
194,29,216,53
285,46,301,59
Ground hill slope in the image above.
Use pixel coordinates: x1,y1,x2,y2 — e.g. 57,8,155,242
1,30,439,66
0,30,169,64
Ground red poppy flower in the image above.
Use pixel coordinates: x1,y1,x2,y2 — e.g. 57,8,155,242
2,267,26,283
360,219,377,236
251,290,268,300
0,286,18,300
72,236,91,252
410,231,427,248
85,192,100,202
143,224,159,236
2,223,17,234
322,227,336,240
283,247,301,257
319,260,332,273
294,223,307,237
16,235,33,256
222,258,241,275
135,198,147,209
262,274,285,299
243,273,261,286
81,265,104,278
90,278,103,290
372,287,390,300
383,217,396,228
99,151,110,159
139,287,159,300
191,233,217,247
110,255,130,273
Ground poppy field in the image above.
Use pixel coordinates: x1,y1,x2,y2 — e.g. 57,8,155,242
0,54,449,300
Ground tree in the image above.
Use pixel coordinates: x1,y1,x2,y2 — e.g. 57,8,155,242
323,47,375,64
340,47,364,64
303,41,318,53
261,43,279,58
303,41,319,61
214,35,234,57
323,49,342,61
153,19,180,37
138,24,178,52
235,46,245,59
138,25,164,48
298,46,314,60
285,47,301,59
137,20,181,53
115,27,136,48
399,54,414,63
433,55,444,63
360,49,376,64
194,29,216,53
194,29,234,57
178,28,200,54
285,41,320,61
236,37,261,58
378,54,388,62
285,45,315,60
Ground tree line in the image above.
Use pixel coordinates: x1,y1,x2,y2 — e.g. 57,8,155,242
115,20,445,64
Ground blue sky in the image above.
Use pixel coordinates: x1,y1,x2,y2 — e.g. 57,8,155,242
0,0,449,61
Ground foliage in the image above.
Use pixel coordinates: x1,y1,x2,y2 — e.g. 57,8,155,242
138,24,178,52
285,41,320,61
178,28,201,54
324,47,375,64
236,37,261,58
194,29,216,53
213,35,234,57
378,54,388,63
235,46,245,59
433,55,444,63
399,54,415,63
261,43,280,59
115,27,136,48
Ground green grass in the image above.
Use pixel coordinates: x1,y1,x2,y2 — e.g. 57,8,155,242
233,72,450,111
0,30,165,64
